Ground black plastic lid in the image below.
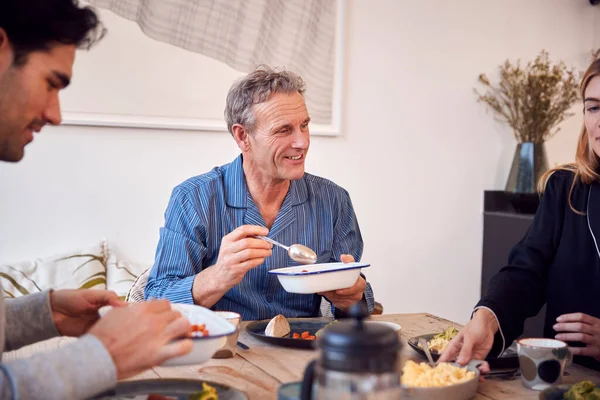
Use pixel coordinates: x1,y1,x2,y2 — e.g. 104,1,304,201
318,302,401,373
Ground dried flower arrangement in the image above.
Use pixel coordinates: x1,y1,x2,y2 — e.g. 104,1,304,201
475,50,579,144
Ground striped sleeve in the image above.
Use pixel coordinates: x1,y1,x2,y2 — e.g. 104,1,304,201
145,187,208,304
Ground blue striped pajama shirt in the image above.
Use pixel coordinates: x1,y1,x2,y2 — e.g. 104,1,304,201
145,155,374,320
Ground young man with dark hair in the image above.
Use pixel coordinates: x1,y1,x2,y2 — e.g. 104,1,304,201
0,1,192,398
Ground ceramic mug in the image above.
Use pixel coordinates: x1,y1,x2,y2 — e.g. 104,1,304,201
517,338,571,391
212,311,241,359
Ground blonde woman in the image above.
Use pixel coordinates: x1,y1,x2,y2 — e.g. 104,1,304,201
440,58,600,371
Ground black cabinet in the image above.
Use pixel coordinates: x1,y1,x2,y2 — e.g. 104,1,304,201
482,191,546,338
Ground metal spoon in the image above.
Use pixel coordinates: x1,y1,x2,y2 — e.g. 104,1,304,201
256,236,317,265
418,337,436,367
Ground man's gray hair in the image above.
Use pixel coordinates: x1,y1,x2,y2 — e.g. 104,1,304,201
225,65,306,135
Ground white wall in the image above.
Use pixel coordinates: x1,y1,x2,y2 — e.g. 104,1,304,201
1,0,598,323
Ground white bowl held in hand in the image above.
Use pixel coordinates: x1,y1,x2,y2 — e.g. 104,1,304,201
268,262,370,294
98,303,236,366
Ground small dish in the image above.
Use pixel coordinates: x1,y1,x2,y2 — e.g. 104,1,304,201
407,333,519,369
401,360,482,400
364,320,401,332
99,303,236,366
268,262,370,294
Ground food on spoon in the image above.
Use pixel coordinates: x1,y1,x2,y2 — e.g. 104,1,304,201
417,326,459,353
564,381,600,400
401,360,476,387
265,314,291,337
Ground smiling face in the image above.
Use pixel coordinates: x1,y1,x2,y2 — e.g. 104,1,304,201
240,91,311,184
0,31,74,162
585,75,600,159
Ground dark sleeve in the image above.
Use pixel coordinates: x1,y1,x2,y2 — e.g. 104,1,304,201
476,172,569,353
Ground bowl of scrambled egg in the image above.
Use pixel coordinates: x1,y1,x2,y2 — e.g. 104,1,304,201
400,359,480,400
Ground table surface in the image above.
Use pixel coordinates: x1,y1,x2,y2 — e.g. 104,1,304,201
6,312,599,399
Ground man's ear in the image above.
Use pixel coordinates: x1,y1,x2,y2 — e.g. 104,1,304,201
0,28,14,72
232,124,251,151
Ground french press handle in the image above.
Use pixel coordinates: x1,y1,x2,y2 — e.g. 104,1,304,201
300,359,317,400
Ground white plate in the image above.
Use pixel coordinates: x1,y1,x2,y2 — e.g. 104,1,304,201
268,262,370,294
99,303,236,366
365,320,401,332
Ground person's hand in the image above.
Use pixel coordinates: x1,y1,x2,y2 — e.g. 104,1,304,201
318,254,366,312
50,289,126,337
438,308,496,373
209,225,273,291
88,299,192,380
554,313,600,361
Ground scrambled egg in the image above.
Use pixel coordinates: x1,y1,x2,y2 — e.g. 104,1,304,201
401,360,476,388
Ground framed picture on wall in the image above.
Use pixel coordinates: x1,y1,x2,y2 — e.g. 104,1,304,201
61,1,346,136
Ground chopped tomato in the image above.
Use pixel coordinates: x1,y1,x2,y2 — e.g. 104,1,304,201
189,324,209,337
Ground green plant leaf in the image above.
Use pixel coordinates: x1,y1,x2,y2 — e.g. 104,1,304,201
0,272,31,296
86,271,106,280
6,266,42,292
78,277,106,290
54,253,106,275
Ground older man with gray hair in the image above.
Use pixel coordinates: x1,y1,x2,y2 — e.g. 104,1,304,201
145,66,374,320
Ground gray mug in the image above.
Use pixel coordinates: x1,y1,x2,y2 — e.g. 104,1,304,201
517,338,572,391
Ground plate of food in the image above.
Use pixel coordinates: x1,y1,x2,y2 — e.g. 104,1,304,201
99,304,237,366
539,380,600,400
407,327,519,369
268,262,370,294
400,359,481,400
91,378,247,400
245,314,337,349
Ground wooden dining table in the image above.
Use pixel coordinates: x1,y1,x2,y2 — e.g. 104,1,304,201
7,312,600,399
139,313,600,399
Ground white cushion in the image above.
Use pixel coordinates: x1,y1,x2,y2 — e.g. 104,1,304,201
0,239,109,297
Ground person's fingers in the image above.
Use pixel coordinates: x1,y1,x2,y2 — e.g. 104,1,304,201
557,313,597,324
236,258,268,273
569,345,600,358
335,277,365,296
556,332,594,343
335,286,361,297
139,299,172,312
318,291,334,297
553,322,594,334
230,238,273,253
456,335,475,365
227,225,269,241
97,291,128,307
156,339,194,365
340,254,355,263
477,361,490,374
108,297,128,307
438,336,461,363
232,248,272,263
162,315,192,339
